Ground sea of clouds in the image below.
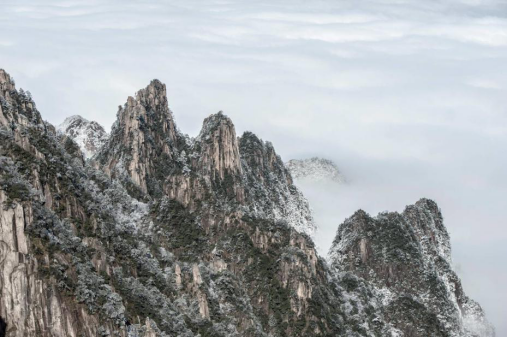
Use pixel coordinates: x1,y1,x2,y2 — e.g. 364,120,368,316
1,0,506,334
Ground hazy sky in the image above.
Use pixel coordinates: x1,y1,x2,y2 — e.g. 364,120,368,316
1,0,506,334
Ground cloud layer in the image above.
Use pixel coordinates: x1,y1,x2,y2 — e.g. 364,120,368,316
1,0,506,334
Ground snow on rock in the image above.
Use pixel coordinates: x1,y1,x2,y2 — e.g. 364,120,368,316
1,68,496,337
286,157,345,183
327,199,496,337
58,115,108,159
240,131,317,237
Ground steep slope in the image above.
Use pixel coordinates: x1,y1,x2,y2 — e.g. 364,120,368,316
58,115,108,159
328,199,495,337
286,157,345,184
240,132,316,236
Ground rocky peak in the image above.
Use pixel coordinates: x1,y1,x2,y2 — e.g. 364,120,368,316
239,131,317,237
286,157,345,183
58,115,108,159
128,79,167,112
195,111,243,181
405,198,451,263
239,131,292,185
117,79,179,146
328,199,495,337
96,79,183,197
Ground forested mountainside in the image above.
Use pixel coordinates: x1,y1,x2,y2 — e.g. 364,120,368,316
0,69,494,337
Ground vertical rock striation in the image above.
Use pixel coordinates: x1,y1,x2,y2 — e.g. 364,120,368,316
96,79,184,197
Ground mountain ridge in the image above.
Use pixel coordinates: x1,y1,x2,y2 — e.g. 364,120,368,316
0,69,494,337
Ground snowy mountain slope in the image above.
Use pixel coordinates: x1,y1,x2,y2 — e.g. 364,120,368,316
286,157,345,183
328,199,495,337
58,115,108,159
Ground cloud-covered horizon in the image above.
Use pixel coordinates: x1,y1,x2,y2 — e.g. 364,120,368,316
1,0,506,334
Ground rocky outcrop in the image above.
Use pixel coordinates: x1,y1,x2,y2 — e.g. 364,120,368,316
96,79,184,197
328,199,495,337
0,191,107,337
191,112,245,203
240,132,316,236
58,115,108,159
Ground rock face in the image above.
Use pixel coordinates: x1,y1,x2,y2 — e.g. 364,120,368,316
58,115,108,159
328,199,495,337
240,132,316,236
0,69,494,337
286,157,345,183
96,79,184,197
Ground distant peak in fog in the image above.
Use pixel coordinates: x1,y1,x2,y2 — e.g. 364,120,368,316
286,157,346,183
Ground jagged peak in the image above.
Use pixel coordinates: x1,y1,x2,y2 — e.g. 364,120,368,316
239,131,278,155
336,199,442,232
349,208,371,221
329,198,451,265
0,69,42,127
119,79,172,127
128,79,166,107
239,130,287,175
239,131,266,155
412,197,441,216
111,78,177,138
197,111,236,141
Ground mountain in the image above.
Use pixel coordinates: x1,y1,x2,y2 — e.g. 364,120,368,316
286,157,345,183
58,115,108,159
0,69,494,337
328,199,495,337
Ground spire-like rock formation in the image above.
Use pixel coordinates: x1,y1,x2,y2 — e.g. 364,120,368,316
96,79,184,197
192,111,245,202
196,112,243,180
328,199,495,337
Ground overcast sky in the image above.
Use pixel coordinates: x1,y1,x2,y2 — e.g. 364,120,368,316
1,0,506,334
